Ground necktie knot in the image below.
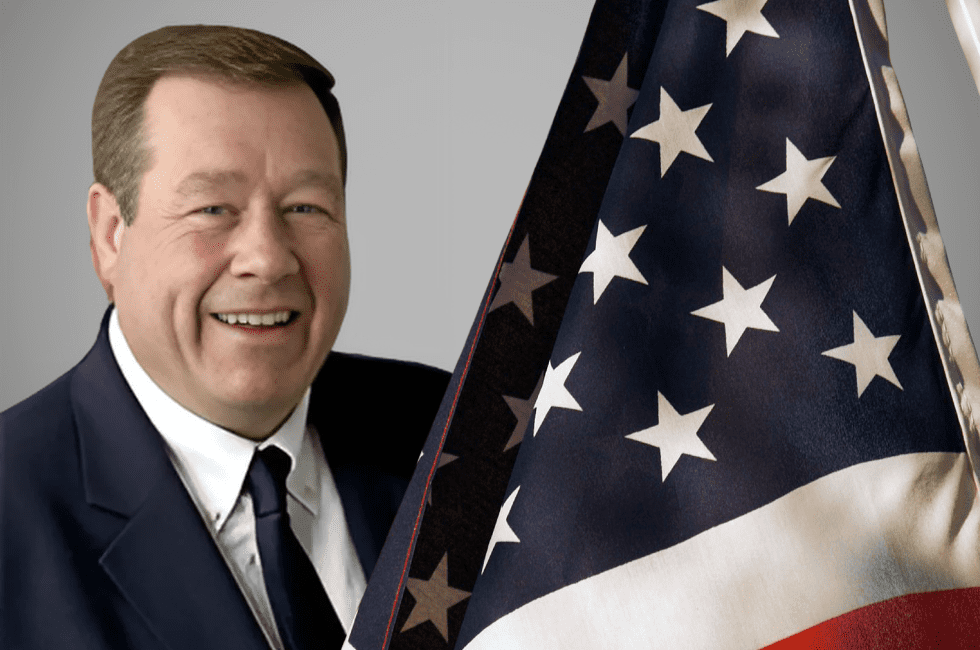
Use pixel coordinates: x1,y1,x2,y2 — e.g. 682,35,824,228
248,446,292,517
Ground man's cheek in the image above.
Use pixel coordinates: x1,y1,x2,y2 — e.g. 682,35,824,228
190,229,228,263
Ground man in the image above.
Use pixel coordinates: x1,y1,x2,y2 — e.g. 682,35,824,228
0,25,450,650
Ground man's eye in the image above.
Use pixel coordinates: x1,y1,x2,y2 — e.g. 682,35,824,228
199,206,227,215
288,204,322,214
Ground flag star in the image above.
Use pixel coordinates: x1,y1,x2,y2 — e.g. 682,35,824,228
631,88,713,176
438,452,459,468
502,372,545,451
757,138,841,224
627,393,716,481
427,452,459,506
482,487,521,573
692,267,779,356
697,0,779,56
582,53,641,136
823,311,903,397
579,221,648,303
533,352,583,435
489,235,559,325
401,553,471,641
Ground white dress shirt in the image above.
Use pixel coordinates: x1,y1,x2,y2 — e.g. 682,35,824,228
108,309,366,649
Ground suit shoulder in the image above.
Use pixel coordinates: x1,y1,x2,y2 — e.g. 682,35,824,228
1,369,78,460
310,351,451,476
1,368,87,564
320,351,450,394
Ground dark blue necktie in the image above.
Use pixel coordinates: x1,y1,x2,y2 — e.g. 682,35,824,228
248,446,345,649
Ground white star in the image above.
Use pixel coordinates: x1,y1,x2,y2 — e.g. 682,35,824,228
489,235,558,325
630,87,713,177
533,352,583,435
578,221,648,303
757,138,840,225
627,392,716,481
583,53,641,136
692,267,779,356
823,311,903,397
482,486,521,573
697,0,779,56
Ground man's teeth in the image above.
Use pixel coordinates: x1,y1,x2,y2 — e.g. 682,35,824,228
215,311,293,326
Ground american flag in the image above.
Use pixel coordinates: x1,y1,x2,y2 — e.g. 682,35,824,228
346,0,980,648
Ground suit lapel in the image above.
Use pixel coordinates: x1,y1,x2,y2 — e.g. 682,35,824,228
73,309,269,650
99,469,270,650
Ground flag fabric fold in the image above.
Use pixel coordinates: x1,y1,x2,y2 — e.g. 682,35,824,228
346,2,669,647
347,0,980,648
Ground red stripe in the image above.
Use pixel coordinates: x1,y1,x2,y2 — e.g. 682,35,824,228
763,588,980,649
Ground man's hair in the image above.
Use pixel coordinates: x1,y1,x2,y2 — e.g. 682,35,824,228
92,25,347,225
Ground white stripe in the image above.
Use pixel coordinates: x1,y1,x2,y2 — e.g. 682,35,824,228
463,452,980,649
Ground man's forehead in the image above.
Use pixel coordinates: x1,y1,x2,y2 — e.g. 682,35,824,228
173,168,344,198
141,75,343,197
144,75,332,135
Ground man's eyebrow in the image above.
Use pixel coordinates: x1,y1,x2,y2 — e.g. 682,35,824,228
174,170,249,197
284,170,344,198
172,169,343,198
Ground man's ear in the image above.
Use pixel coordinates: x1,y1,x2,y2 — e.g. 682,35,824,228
87,183,126,303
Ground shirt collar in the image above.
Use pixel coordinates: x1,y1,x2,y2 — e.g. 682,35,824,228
258,395,320,517
108,307,319,530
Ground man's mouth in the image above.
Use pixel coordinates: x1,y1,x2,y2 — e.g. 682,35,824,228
212,311,299,327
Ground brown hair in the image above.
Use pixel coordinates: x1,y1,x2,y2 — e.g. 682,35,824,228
92,24,347,225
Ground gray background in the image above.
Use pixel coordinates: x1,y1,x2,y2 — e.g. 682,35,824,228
2,0,978,411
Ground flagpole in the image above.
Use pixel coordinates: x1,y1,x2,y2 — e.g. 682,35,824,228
946,0,980,97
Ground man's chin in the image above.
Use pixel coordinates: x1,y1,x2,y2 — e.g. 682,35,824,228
216,385,298,412
194,377,306,434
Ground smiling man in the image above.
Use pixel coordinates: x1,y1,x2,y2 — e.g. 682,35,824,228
0,26,449,650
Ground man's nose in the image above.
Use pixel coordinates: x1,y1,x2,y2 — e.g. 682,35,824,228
227,209,301,283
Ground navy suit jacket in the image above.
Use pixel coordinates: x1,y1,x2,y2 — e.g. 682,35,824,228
0,309,449,649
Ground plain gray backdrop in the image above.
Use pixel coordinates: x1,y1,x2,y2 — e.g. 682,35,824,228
2,0,978,411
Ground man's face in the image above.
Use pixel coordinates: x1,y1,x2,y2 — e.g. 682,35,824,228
107,75,349,438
